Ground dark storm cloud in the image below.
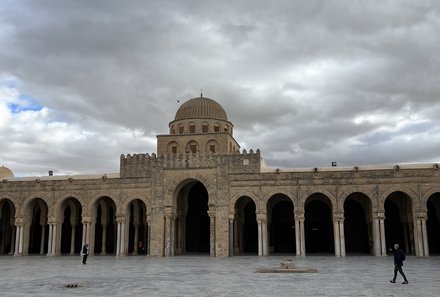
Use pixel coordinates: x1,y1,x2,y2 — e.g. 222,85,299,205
1,0,439,175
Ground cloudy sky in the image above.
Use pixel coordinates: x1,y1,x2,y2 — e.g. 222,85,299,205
1,0,439,176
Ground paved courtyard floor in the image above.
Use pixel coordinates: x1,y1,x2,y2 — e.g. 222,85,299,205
0,254,439,297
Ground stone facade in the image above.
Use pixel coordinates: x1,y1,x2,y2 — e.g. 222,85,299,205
1,96,440,258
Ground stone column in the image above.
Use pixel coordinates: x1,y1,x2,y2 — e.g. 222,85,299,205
300,218,305,256
46,218,58,256
333,213,345,257
228,215,234,256
116,220,121,256
339,217,346,257
164,214,171,257
52,223,57,255
101,223,107,255
9,224,16,255
42,223,48,255
120,220,126,255
70,224,76,255
373,215,381,256
379,215,386,256
115,216,126,256
132,223,138,254
81,217,91,255
262,218,268,256
295,212,305,257
257,220,262,256
256,213,267,256
14,218,24,256
19,224,24,255
333,219,341,257
373,212,387,256
170,215,175,256
17,224,24,255
422,217,429,256
295,219,300,256
208,210,216,257
175,214,182,254
414,212,429,257
147,216,151,256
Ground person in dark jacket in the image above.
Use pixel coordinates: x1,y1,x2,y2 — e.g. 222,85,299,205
82,244,89,265
390,243,408,284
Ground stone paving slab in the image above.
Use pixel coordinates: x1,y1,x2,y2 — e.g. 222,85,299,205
0,255,439,297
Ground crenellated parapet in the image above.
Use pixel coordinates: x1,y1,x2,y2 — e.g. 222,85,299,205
228,149,261,174
120,149,261,178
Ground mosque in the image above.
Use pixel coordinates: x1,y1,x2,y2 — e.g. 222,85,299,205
0,96,439,257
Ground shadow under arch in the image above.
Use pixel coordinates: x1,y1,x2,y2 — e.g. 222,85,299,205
267,193,295,254
58,197,83,255
126,198,148,255
384,191,414,254
427,192,440,255
92,196,117,255
344,192,373,255
25,198,49,255
0,198,16,255
233,196,257,255
175,179,210,254
304,193,333,255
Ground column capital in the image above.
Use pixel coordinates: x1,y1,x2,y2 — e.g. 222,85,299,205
47,217,58,224
373,212,385,219
81,216,91,224
256,213,267,221
208,210,216,218
14,217,24,225
164,213,177,220
163,205,176,215
116,216,126,223
294,213,305,220
333,212,344,220
414,212,428,220
228,214,235,220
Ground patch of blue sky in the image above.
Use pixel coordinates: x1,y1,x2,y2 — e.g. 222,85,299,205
8,94,43,113
0,76,18,88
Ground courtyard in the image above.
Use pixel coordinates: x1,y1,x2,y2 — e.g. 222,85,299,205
0,255,439,297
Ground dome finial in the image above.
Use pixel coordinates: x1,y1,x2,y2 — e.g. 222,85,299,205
200,88,203,97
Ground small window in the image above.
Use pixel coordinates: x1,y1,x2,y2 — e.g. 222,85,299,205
214,125,220,132
171,146,177,154
202,125,209,133
189,125,196,133
210,145,216,153
179,126,184,134
190,145,197,153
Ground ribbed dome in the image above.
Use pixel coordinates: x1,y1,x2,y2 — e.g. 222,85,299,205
174,97,228,121
0,165,14,178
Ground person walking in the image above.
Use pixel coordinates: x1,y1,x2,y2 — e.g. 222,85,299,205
390,243,408,284
82,244,89,265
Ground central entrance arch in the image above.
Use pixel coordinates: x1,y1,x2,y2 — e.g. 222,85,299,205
176,180,210,254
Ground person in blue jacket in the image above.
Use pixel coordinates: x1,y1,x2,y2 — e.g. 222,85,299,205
390,243,408,284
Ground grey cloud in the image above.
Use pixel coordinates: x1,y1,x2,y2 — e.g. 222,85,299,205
1,1,440,175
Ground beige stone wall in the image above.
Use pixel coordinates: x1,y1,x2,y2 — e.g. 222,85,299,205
2,150,440,257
